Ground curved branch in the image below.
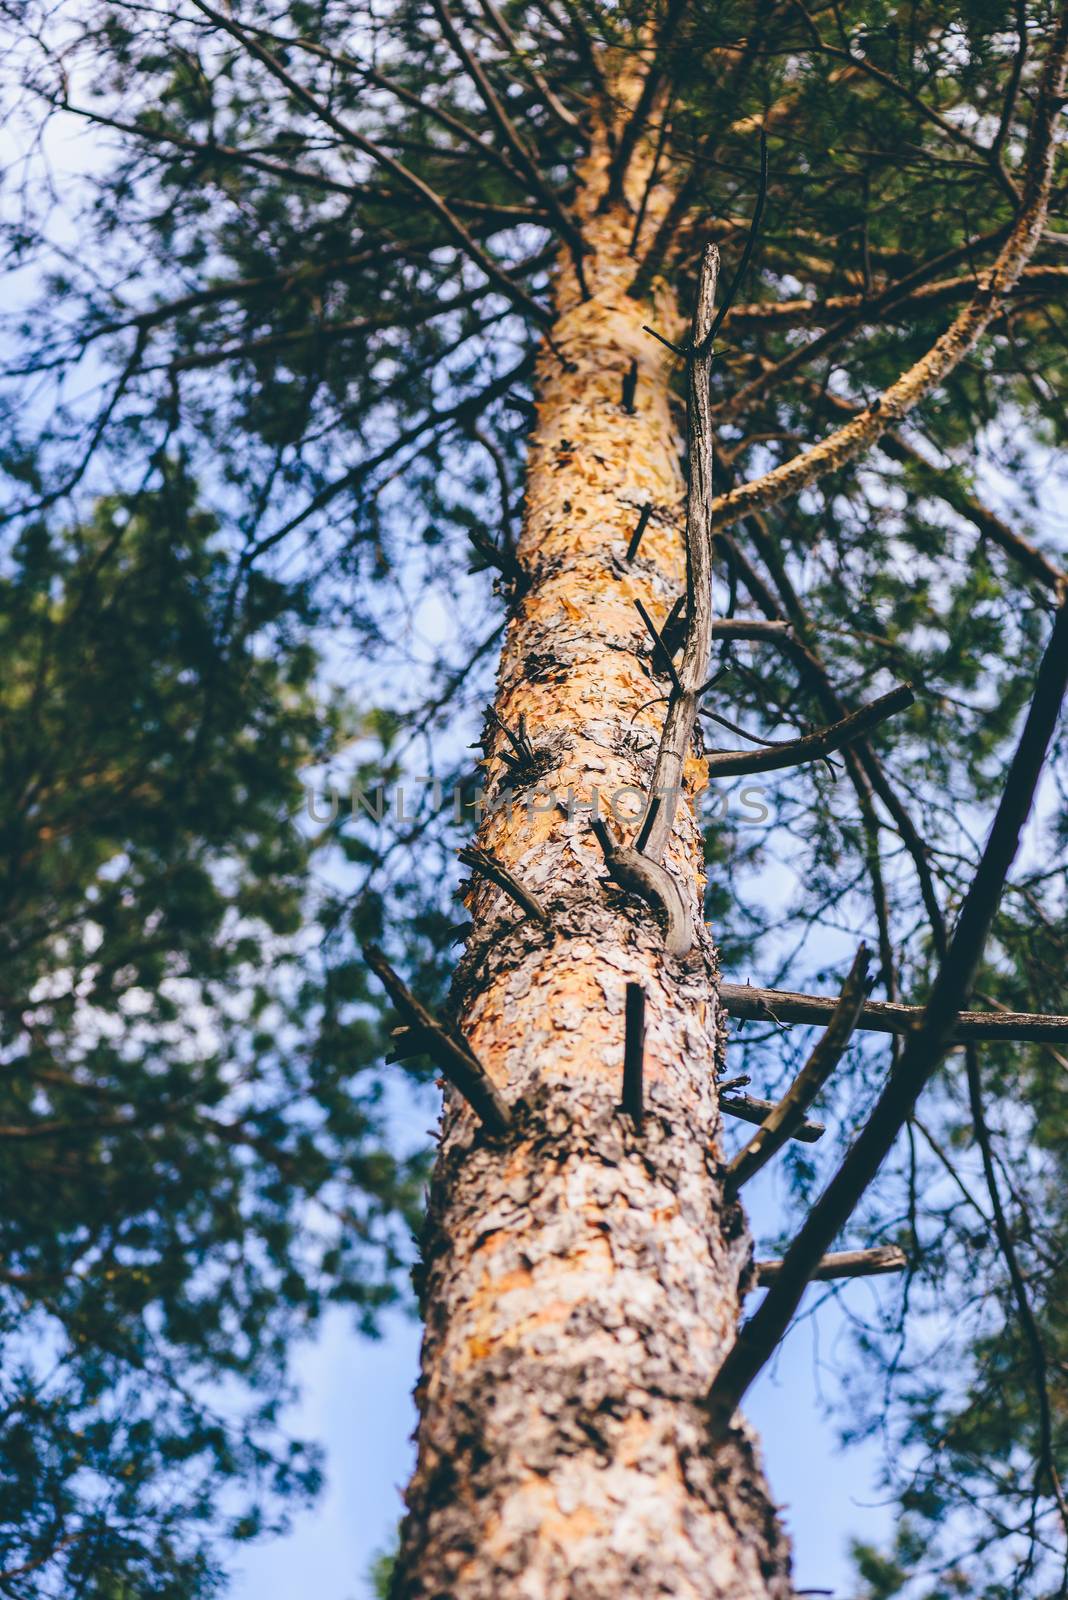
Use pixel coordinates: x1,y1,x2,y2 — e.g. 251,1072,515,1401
703,683,914,776
706,11,1068,534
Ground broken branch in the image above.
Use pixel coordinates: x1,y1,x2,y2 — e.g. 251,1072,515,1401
754,1246,906,1286
363,945,512,1133
458,845,550,925
726,946,871,1194
622,983,645,1131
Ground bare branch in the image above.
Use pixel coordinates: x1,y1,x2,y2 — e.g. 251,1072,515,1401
721,983,1068,1044
706,618,793,643
719,1093,824,1144
364,945,512,1133
638,243,720,865
726,945,871,1194
755,1246,906,1286
703,683,914,776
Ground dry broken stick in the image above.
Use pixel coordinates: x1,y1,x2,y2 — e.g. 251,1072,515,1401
363,944,512,1134
720,982,1068,1044
486,705,538,773
755,1246,906,1286
457,844,550,925
702,682,914,777
626,502,653,561
725,946,871,1196
622,983,645,1131
719,1093,824,1144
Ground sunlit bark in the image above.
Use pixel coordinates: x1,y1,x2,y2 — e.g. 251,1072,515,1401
393,84,792,1600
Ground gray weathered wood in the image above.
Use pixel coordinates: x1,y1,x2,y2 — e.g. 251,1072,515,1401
755,1246,906,1286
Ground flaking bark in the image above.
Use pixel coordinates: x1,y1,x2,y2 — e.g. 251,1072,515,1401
391,79,792,1600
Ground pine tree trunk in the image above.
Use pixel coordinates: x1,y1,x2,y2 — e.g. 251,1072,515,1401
392,100,793,1600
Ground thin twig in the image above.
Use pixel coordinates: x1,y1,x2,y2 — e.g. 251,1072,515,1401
641,323,688,358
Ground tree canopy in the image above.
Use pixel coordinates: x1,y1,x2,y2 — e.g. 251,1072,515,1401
1,0,1067,1594
0,475,426,1594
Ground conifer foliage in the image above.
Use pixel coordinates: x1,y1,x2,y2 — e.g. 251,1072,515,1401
2,1,1068,1594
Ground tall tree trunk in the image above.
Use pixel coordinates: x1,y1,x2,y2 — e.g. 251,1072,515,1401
393,91,793,1600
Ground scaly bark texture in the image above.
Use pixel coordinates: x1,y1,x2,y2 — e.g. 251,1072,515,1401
392,95,793,1600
